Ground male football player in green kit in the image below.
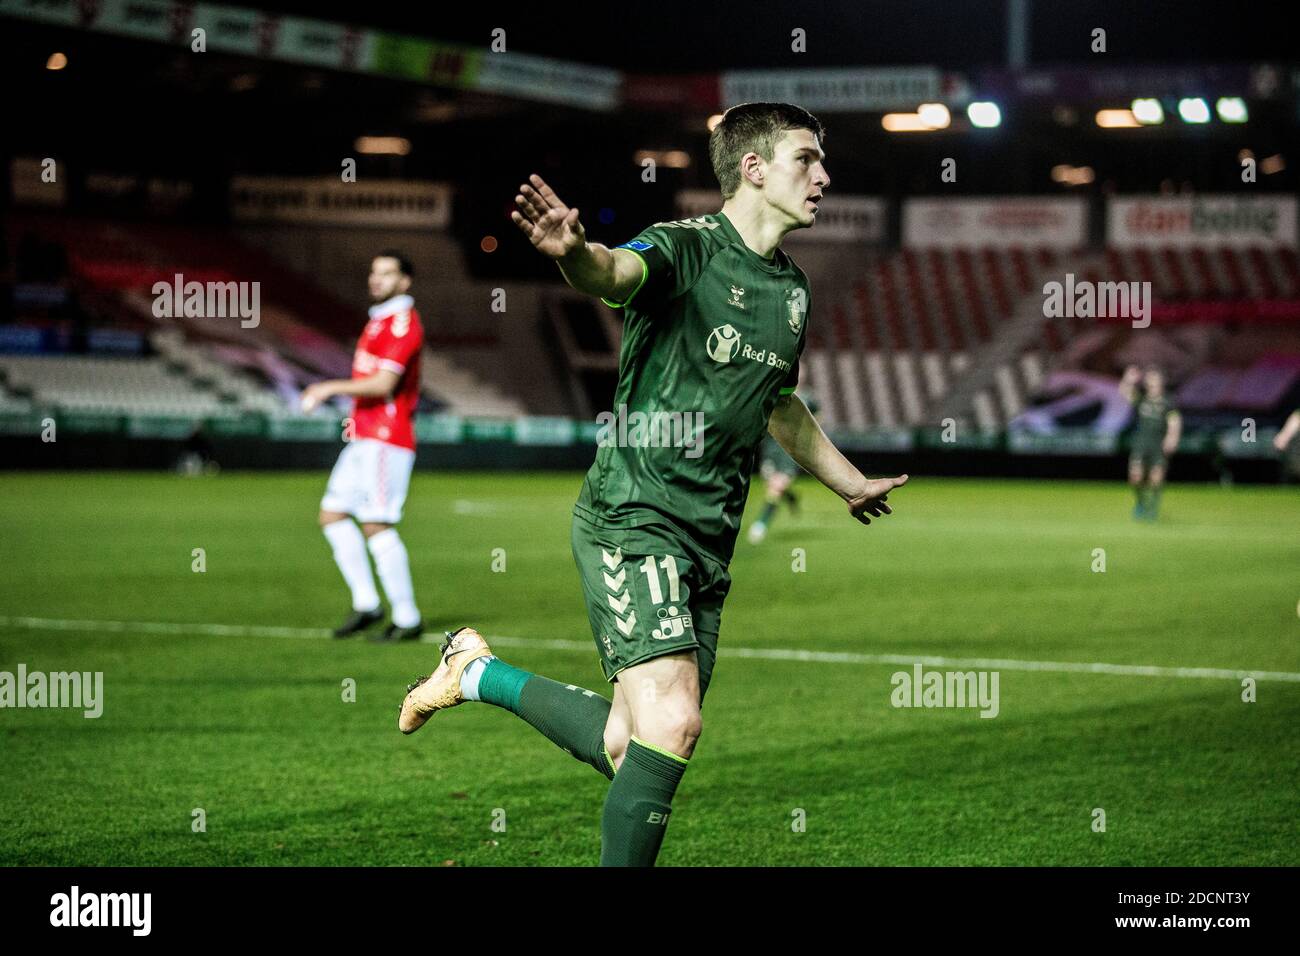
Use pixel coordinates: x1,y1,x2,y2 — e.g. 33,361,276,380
1119,365,1181,520
397,103,908,866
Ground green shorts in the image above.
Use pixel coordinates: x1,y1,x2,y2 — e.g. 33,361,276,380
1129,446,1167,472
570,509,731,703
1285,449,1300,481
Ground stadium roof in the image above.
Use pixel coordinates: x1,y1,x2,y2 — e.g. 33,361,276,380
215,0,1295,71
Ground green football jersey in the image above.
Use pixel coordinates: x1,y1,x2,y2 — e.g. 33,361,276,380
575,211,810,563
1133,394,1174,448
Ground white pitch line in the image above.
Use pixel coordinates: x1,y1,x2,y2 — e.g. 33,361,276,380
1,615,1298,683
0,616,334,640
722,647,1300,683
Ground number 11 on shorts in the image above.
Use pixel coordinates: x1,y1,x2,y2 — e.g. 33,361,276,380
640,555,681,604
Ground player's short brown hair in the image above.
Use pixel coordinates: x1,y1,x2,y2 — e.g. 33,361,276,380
708,103,825,200
376,249,414,279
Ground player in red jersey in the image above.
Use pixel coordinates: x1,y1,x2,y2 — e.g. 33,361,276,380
300,251,426,641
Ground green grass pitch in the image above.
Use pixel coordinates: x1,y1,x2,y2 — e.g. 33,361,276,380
0,471,1296,866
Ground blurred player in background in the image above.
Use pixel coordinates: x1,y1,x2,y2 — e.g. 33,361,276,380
300,251,426,641
1273,409,1300,482
747,392,821,543
1120,365,1181,521
398,103,907,867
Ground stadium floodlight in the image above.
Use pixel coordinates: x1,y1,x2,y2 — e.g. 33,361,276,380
882,112,934,132
634,149,691,168
917,103,951,129
1216,97,1248,123
1095,109,1140,128
355,136,411,155
1051,164,1095,186
1261,154,1286,175
967,102,1002,128
1177,98,1211,123
1131,98,1164,125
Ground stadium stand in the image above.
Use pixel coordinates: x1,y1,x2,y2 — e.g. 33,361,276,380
800,246,1075,431
4,214,527,420
1004,246,1300,430
776,236,1300,436
0,353,237,417
9,221,1296,439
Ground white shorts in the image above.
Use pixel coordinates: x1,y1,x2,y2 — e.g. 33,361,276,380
320,438,415,525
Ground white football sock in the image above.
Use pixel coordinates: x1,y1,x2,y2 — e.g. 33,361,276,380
367,528,421,627
322,519,380,612
459,655,495,702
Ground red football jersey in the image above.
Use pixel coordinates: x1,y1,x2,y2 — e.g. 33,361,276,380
350,294,423,450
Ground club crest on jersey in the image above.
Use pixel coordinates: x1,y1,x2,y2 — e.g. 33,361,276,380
706,324,742,364
727,285,746,310
786,288,806,335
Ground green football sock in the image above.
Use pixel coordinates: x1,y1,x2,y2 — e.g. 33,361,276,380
1146,484,1163,518
476,657,531,709
600,736,689,867
478,660,615,780
758,501,778,524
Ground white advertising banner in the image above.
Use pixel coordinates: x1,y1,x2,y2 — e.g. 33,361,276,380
275,18,371,71
93,0,176,42
903,197,1088,249
192,3,263,56
0,0,79,26
1107,196,1297,248
230,176,451,228
474,50,620,111
721,67,941,112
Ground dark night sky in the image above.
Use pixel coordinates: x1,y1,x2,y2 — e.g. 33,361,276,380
240,0,1296,70
4,0,1293,208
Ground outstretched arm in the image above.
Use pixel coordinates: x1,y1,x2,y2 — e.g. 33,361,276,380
1119,365,1142,404
767,393,908,525
510,174,643,303
1274,411,1300,451
300,369,400,412
1163,410,1182,457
